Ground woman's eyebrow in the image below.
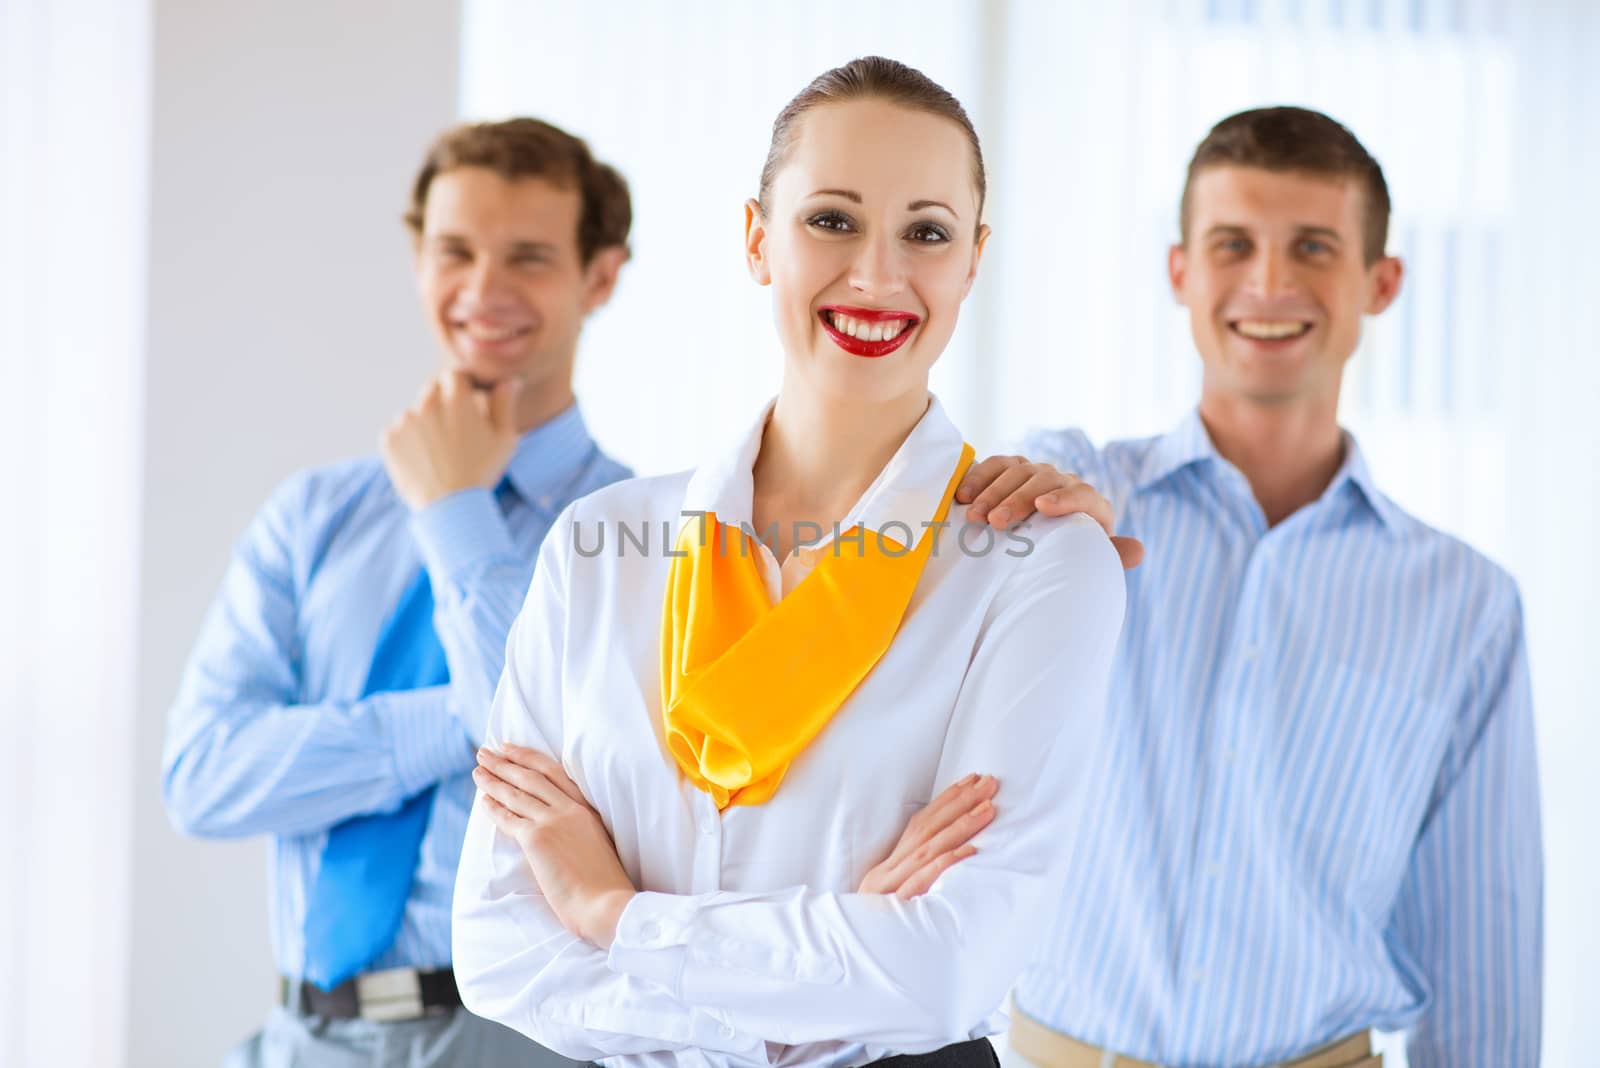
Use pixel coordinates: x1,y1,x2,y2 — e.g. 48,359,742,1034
807,189,959,218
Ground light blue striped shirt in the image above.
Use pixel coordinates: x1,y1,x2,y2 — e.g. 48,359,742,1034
162,403,630,980
1016,411,1541,1068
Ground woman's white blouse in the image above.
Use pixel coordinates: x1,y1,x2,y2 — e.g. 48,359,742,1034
452,397,1125,1068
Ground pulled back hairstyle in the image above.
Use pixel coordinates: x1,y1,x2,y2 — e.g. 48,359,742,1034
757,56,986,234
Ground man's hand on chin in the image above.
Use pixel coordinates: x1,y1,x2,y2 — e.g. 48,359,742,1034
381,369,522,510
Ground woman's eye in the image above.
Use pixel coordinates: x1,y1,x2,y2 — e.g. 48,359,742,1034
806,211,855,233
907,223,951,244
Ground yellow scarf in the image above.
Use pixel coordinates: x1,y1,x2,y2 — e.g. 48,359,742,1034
659,443,975,808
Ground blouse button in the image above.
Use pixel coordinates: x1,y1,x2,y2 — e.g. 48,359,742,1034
638,921,662,943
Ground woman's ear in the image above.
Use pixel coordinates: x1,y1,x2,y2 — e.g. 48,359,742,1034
744,199,771,286
961,223,991,298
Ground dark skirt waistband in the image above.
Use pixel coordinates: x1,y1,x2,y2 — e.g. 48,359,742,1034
872,1038,1000,1068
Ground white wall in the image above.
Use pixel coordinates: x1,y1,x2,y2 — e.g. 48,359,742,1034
130,2,461,1064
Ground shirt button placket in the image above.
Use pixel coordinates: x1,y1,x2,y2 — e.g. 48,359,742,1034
693,793,722,892
1236,549,1269,675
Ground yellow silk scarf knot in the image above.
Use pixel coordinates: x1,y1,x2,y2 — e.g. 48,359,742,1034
659,443,975,809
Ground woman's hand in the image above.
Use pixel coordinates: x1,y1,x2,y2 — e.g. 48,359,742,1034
956,455,1144,569
858,773,999,898
473,743,636,949
477,746,996,932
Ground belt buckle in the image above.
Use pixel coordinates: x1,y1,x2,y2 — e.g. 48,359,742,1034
277,976,304,1014
354,967,425,1022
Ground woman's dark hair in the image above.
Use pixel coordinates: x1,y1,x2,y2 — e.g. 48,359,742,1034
758,56,986,232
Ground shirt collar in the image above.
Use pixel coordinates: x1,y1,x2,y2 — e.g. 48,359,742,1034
682,394,968,542
501,401,598,509
1329,432,1404,534
1134,408,1219,492
1137,408,1402,535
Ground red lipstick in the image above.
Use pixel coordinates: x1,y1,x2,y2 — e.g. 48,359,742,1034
818,304,920,358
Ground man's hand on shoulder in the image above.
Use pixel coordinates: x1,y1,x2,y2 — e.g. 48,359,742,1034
957,454,1144,569
381,370,522,510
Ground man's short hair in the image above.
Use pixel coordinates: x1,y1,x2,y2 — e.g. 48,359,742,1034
1180,106,1391,264
404,118,632,264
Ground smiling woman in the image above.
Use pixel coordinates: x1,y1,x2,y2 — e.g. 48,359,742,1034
449,57,1126,1068
746,68,989,430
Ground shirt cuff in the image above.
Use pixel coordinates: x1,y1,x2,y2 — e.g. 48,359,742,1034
606,891,698,997
379,685,476,796
410,488,516,586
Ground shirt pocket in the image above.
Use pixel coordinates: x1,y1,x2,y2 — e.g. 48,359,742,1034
1269,661,1449,899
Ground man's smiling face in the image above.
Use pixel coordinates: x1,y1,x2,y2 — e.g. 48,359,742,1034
1170,165,1402,407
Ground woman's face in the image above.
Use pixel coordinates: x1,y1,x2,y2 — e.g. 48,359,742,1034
745,99,987,406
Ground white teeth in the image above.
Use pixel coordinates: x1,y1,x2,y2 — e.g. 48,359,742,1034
825,311,914,343
1235,319,1308,340
461,323,523,342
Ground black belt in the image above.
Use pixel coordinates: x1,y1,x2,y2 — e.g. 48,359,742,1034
575,1038,996,1068
280,967,461,1022
875,1038,1001,1068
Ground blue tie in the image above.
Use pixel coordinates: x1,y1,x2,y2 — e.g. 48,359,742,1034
302,566,450,990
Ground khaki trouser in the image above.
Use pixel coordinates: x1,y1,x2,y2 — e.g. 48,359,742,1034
1007,1002,1381,1068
